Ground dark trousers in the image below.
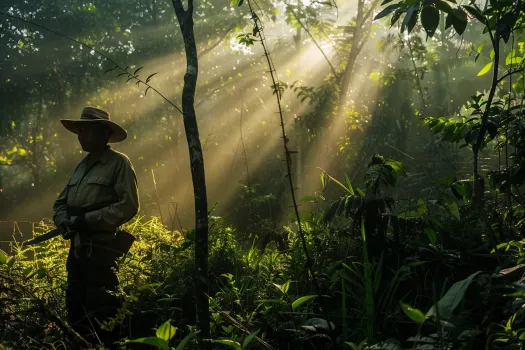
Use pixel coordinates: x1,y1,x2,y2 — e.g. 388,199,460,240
66,241,121,348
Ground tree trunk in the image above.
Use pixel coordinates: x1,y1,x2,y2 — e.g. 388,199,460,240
171,0,210,345
337,0,380,109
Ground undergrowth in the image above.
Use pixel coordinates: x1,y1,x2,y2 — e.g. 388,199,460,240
2,156,525,349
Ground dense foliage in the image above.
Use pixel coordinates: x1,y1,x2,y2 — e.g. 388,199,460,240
2,0,525,349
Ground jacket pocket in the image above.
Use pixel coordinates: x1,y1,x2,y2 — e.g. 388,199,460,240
86,176,112,186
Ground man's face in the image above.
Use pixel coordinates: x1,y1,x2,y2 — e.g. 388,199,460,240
77,123,110,153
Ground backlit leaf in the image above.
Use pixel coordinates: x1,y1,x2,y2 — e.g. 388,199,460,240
156,320,177,341
477,62,493,76
400,302,425,324
292,295,317,310
126,337,169,350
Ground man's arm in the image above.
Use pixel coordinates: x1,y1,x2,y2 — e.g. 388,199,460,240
84,157,139,232
53,185,70,229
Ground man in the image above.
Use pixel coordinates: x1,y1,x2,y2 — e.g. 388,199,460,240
53,107,139,348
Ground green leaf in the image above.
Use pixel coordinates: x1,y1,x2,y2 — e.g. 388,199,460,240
506,50,523,65
213,340,241,350
448,202,460,220
345,174,355,196
156,320,177,341
448,8,468,35
426,271,481,320
175,331,200,350
421,6,440,37
424,228,437,245
126,337,169,350
434,0,452,14
281,280,291,294
417,199,427,215
0,250,6,265
477,62,493,76
229,0,239,6
242,330,260,349
402,5,420,33
374,4,401,20
237,0,244,6
400,302,426,324
292,295,317,310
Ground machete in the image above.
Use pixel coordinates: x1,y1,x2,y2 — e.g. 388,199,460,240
21,228,64,246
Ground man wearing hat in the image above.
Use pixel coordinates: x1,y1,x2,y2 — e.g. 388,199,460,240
53,107,139,347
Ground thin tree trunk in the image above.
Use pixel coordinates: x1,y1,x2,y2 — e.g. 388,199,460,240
171,0,210,345
338,0,380,108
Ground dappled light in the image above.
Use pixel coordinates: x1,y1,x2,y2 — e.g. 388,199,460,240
2,0,525,348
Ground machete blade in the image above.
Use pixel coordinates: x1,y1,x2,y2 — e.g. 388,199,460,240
21,228,61,246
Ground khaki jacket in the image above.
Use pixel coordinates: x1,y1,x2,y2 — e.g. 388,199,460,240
53,146,139,232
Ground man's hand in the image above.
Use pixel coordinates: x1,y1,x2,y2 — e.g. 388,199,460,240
70,214,88,232
59,221,73,239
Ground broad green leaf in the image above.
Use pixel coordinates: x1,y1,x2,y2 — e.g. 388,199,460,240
417,199,427,215
229,0,239,6
426,271,481,320
397,211,420,219
374,4,401,20
345,174,355,196
421,5,440,37
477,62,493,76
281,280,291,294
424,228,437,245
292,295,317,310
213,339,241,350
448,202,460,220
506,50,523,65
126,337,169,350
448,8,468,35
0,250,7,265
242,330,260,349
156,320,177,341
175,331,200,350
402,5,420,33
400,302,425,324
435,0,452,14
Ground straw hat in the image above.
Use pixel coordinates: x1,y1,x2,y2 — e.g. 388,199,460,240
60,107,127,143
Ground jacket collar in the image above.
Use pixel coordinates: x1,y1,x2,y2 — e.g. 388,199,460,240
81,145,112,165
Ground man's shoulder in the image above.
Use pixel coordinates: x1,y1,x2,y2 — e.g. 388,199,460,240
106,148,133,165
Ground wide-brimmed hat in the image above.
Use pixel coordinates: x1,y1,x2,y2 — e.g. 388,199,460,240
60,107,127,143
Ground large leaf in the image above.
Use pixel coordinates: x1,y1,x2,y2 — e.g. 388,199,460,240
0,250,7,265
374,4,401,20
292,295,317,310
446,8,468,35
175,331,200,350
421,6,440,37
426,271,481,320
213,339,241,350
156,320,177,341
400,302,425,324
242,330,260,349
477,62,493,76
126,337,169,350
402,5,420,33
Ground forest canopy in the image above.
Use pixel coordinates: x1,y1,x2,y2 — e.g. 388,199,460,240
1,0,525,349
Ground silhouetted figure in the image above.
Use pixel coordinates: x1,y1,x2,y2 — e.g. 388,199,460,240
53,107,139,348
